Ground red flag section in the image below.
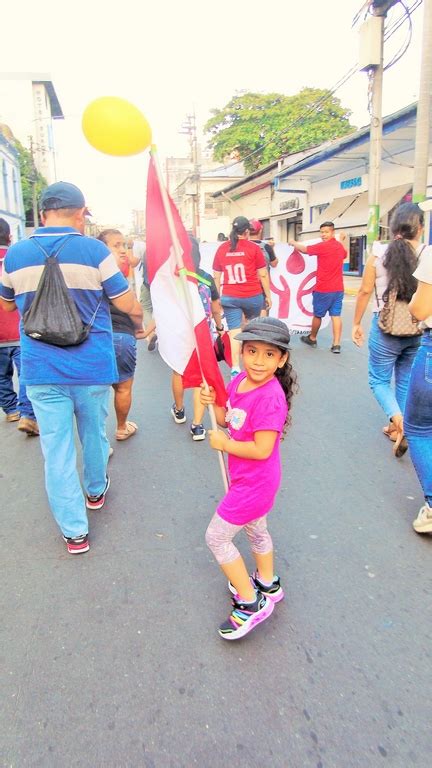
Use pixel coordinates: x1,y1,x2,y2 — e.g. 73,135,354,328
145,155,227,407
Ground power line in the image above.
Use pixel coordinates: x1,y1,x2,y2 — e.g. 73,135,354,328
204,0,422,176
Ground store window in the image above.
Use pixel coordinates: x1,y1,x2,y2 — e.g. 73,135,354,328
310,203,329,225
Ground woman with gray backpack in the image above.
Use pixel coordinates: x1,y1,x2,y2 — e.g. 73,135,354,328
352,202,425,458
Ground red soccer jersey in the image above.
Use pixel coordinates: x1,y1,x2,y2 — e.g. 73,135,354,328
213,239,266,297
306,239,346,292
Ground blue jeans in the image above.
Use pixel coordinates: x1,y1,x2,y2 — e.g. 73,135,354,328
113,332,137,382
368,313,420,420
404,330,432,506
0,345,36,419
221,294,264,329
26,384,110,538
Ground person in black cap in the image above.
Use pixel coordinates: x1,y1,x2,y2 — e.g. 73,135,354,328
200,316,297,640
0,181,143,555
213,216,272,378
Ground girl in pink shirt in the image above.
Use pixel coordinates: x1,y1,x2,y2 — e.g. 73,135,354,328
200,316,297,640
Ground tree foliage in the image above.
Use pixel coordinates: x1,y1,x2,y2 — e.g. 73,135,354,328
204,88,355,173
12,139,47,224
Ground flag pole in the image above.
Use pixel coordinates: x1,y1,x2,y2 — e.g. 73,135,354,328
150,145,229,492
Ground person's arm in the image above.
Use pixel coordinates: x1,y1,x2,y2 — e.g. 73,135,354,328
258,267,272,310
127,250,141,269
0,297,16,312
352,255,377,347
213,270,222,294
200,384,227,427
136,318,156,339
265,243,278,268
211,298,224,331
209,429,278,460
111,289,143,325
288,239,309,254
409,281,432,321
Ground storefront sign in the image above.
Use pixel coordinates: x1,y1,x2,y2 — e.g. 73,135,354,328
279,197,299,211
340,177,362,190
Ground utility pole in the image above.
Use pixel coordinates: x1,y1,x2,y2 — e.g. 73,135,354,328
359,0,399,254
412,0,432,205
366,11,384,250
28,136,38,228
179,112,201,238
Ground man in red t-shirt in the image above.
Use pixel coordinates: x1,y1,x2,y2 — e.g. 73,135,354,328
289,222,347,353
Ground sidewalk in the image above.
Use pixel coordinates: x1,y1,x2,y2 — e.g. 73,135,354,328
344,274,361,296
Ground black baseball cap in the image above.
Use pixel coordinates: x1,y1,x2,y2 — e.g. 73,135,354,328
232,216,250,231
235,317,291,349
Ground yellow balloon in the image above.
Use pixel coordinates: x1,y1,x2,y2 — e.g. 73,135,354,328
82,97,152,156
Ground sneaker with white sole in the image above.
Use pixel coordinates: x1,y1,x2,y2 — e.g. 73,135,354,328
412,504,432,533
171,404,186,424
86,476,110,510
190,423,206,441
218,591,274,640
62,534,90,554
228,572,284,603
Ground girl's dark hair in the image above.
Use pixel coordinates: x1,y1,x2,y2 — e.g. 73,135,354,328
382,203,424,302
274,352,298,432
240,342,298,432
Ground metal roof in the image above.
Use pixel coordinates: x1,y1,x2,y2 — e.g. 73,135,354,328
274,102,418,186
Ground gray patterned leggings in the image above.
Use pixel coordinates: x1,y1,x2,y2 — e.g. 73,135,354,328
205,513,273,565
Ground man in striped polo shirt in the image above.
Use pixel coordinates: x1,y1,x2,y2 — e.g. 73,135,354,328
0,182,143,554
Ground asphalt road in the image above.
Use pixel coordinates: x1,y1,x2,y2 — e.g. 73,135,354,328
1,297,431,768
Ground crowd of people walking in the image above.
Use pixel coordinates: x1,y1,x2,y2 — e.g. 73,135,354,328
1,180,431,639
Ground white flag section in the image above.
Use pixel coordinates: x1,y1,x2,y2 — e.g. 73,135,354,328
199,241,330,334
151,245,206,374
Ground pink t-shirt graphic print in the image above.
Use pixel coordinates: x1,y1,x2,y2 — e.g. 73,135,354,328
217,372,288,526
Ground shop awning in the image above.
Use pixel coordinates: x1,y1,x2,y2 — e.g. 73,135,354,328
334,184,411,228
302,193,359,232
303,184,411,233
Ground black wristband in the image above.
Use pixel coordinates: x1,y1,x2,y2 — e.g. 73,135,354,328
215,325,224,332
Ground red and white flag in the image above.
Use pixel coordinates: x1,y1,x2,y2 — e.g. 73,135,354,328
145,154,227,406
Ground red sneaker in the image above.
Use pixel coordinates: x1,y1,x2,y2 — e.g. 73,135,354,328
63,534,89,554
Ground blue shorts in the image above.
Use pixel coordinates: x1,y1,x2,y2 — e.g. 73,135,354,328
113,333,137,383
312,291,344,318
221,293,264,329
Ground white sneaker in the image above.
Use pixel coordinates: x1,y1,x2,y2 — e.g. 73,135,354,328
412,504,432,534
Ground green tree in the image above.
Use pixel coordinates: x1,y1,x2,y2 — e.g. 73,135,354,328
204,88,355,172
13,139,47,226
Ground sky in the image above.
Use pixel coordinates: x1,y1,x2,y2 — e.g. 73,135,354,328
1,0,424,229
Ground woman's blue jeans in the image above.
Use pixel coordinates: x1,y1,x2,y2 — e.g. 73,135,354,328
404,330,432,506
26,384,110,538
368,313,420,420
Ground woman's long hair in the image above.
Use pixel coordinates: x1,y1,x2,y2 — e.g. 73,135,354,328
229,221,249,250
382,203,424,302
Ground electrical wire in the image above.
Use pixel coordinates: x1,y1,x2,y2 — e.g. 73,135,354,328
203,0,421,176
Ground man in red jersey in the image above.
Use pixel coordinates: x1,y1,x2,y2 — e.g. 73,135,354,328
289,222,347,353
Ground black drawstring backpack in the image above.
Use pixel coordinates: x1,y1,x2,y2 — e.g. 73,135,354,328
23,236,101,347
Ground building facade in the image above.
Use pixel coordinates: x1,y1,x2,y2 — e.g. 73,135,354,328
0,131,25,241
212,103,431,274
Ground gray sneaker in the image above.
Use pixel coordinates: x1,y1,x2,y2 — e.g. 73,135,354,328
301,335,317,348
